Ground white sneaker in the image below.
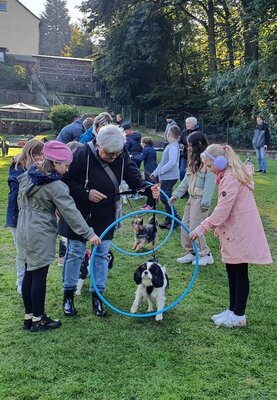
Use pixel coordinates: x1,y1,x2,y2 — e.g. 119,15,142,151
221,313,246,328
211,309,233,323
176,253,196,263
193,254,214,266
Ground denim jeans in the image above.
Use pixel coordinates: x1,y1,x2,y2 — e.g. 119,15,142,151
10,227,25,289
255,147,266,171
62,239,111,293
160,179,180,223
179,157,187,181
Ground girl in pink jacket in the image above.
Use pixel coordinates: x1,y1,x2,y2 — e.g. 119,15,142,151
189,144,272,328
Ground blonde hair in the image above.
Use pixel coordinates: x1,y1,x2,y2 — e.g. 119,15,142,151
15,139,44,170
202,144,251,184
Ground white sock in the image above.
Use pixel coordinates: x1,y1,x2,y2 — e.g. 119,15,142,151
24,313,33,320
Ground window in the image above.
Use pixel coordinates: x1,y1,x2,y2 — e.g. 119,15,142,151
0,1,7,12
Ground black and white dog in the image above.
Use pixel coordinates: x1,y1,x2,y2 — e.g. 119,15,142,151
76,249,114,295
131,261,169,321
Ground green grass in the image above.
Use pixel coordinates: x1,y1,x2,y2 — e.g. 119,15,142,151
0,150,276,399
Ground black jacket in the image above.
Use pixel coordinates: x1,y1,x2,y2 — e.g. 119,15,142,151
59,142,146,241
179,128,199,159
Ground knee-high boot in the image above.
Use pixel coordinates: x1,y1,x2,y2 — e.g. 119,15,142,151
92,292,107,317
63,290,77,316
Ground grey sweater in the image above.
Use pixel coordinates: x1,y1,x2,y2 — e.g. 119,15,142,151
152,140,180,180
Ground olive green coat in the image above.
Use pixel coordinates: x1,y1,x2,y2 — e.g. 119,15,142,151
17,172,95,271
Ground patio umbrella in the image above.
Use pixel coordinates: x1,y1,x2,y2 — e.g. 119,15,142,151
0,102,43,112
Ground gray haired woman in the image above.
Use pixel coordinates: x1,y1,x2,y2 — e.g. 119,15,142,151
59,124,160,318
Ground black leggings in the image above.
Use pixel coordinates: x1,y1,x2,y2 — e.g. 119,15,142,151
226,263,249,316
22,265,49,317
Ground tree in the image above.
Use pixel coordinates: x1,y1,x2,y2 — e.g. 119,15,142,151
39,0,71,56
62,25,93,58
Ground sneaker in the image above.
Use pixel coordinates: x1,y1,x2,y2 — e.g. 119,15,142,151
176,253,196,263
140,205,153,210
23,319,32,330
31,315,62,332
262,170,266,174
256,169,262,172
211,309,232,322
193,254,214,266
221,313,246,328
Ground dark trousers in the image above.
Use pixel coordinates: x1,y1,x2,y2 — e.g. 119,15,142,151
22,265,49,317
226,263,249,316
160,179,180,223
179,157,187,181
144,171,156,207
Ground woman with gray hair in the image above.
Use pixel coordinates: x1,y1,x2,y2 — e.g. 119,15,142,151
59,124,160,318
179,116,200,180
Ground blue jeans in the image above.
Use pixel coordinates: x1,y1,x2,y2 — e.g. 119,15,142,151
62,239,111,292
255,147,266,171
160,179,180,223
179,157,187,181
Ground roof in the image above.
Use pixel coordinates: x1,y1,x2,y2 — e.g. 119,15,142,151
17,0,40,21
32,55,93,62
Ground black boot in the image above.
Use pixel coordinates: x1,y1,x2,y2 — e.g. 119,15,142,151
92,292,107,317
63,290,77,316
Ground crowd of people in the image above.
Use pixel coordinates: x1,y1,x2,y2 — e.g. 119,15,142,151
5,110,272,332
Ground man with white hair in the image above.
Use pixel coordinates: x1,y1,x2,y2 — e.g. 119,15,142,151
179,116,200,180
59,124,160,318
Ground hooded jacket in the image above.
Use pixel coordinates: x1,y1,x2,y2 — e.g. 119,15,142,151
17,166,95,271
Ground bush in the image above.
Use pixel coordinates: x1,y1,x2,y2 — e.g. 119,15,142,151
0,64,28,90
49,104,80,133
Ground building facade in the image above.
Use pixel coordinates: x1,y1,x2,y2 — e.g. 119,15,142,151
0,0,40,56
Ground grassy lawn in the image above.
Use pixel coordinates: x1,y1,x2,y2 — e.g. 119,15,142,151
0,149,276,400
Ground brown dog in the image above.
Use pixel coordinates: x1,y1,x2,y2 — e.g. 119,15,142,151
132,217,158,251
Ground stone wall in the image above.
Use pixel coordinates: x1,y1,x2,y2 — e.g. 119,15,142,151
0,89,37,104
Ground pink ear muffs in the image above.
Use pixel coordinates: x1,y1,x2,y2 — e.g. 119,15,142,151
204,151,228,171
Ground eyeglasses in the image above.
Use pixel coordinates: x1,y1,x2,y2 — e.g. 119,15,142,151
99,147,123,158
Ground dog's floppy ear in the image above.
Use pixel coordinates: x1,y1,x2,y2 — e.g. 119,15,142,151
108,250,114,270
134,263,146,284
150,263,164,288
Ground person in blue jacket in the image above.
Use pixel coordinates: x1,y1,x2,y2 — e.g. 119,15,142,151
132,137,157,210
56,113,93,143
122,123,143,168
6,139,44,294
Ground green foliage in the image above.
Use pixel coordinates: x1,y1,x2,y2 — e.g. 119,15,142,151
62,25,92,58
39,0,71,56
80,0,277,147
0,64,28,90
94,3,172,106
49,104,80,132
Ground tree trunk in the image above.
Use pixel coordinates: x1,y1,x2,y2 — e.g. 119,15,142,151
207,0,217,73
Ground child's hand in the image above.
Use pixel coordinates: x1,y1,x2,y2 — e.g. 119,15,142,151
168,197,177,205
89,234,101,245
151,183,160,199
189,230,199,241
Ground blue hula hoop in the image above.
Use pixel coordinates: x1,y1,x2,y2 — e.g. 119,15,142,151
110,184,177,256
90,210,199,318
